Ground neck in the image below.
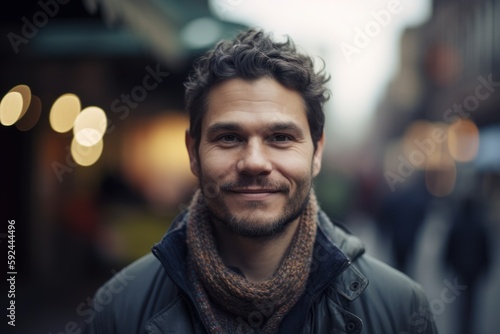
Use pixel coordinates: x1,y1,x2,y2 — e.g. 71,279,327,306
212,218,301,282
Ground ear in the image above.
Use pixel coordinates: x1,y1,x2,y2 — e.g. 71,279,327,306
185,129,200,178
312,132,325,177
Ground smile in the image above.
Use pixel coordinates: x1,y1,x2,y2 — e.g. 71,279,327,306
227,188,281,199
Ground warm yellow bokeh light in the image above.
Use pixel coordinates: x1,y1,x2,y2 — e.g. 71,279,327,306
71,137,104,166
423,122,449,169
16,95,42,131
121,112,197,207
447,119,479,162
145,116,191,175
73,106,107,147
50,93,81,133
0,92,24,126
10,84,32,121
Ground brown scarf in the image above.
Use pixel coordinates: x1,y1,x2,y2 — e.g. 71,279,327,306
186,189,318,333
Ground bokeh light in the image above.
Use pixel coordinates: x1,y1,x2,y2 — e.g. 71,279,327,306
70,136,104,167
16,95,42,132
50,93,81,133
0,91,24,126
181,17,223,49
425,123,457,197
402,120,434,170
73,106,107,147
122,112,196,207
447,119,480,163
10,84,32,120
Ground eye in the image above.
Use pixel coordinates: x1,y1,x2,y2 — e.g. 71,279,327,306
219,134,239,142
271,134,292,142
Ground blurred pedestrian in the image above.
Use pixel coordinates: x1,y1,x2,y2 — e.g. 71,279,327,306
443,196,492,334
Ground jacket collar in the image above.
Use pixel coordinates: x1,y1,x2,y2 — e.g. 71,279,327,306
317,210,365,262
151,210,191,294
316,210,368,301
277,210,367,333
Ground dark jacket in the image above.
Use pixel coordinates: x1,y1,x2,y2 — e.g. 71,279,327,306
83,210,438,334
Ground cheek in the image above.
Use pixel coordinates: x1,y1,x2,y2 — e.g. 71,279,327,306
273,155,314,181
199,152,236,180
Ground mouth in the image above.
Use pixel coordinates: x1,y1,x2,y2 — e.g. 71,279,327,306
230,188,280,193
227,188,281,199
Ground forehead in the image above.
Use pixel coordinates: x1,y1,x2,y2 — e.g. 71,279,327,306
204,77,307,128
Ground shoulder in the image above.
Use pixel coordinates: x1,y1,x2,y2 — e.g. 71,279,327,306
340,253,437,333
316,212,437,333
354,253,429,302
318,210,427,299
96,253,169,303
82,253,180,334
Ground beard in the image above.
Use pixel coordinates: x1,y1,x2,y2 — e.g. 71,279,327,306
199,171,313,239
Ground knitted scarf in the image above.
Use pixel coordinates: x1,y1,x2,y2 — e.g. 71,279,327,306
186,189,318,334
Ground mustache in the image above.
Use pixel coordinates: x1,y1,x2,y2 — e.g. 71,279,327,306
219,176,289,193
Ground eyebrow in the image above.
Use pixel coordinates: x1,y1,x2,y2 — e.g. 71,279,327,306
206,122,242,138
206,121,305,138
268,122,304,136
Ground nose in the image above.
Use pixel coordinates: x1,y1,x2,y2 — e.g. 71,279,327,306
236,139,272,176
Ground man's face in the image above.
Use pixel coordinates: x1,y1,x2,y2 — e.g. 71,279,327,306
186,77,324,238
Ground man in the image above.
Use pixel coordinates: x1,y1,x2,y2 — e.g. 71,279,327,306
84,28,438,334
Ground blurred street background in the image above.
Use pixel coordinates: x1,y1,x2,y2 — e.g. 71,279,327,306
1,0,499,333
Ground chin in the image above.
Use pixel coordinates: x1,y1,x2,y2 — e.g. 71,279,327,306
221,209,299,239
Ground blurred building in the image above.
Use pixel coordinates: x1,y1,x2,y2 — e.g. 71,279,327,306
370,0,499,197
364,0,500,333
